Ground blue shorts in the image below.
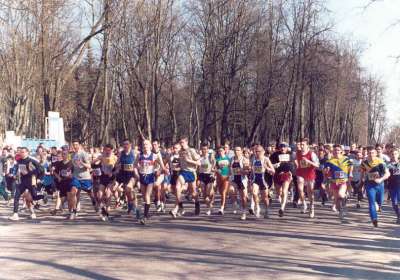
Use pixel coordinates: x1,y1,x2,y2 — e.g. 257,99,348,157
180,170,196,184
71,178,93,192
163,174,171,185
140,173,155,186
253,174,268,191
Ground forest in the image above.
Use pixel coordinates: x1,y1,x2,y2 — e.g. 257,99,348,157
0,0,387,147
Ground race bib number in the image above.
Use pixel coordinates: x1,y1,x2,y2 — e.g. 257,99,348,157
141,161,154,174
201,163,209,170
232,167,242,176
393,168,400,176
123,164,134,172
60,169,71,177
367,172,380,181
253,165,263,174
93,168,102,176
218,160,230,168
102,165,113,174
19,164,28,174
334,171,346,179
300,159,309,168
278,154,290,162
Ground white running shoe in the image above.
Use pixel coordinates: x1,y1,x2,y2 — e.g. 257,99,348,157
240,213,247,220
309,207,315,218
76,202,81,212
206,209,211,216
255,205,261,218
8,213,19,221
301,202,308,214
30,212,37,219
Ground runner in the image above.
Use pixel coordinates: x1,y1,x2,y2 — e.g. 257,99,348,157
166,143,183,213
323,145,353,221
170,137,200,218
251,145,275,218
152,139,166,213
270,143,294,217
91,148,102,213
351,150,364,209
68,141,95,220
295,138,319,218
230,146,250,220
52,149,73,215
387,148,400,224
360,146,390,227
96,144,118,221
134,139,165,224
116,139,140,219
215,146,231,215
197,142,216,216
8,147,45,221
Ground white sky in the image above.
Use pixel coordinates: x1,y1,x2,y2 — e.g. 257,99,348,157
326,0,400,125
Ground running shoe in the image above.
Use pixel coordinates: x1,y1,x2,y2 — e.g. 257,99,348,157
169,210,177,219
8,213,19,221
309,207,315,218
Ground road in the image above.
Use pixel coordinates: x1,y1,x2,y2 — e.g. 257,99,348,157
0,197,399,280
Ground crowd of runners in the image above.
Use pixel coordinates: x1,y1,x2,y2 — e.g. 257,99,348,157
1,137,399,228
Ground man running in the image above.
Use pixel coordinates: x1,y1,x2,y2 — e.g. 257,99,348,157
295,138,319,218
96,144,118,221
116,139,140,219
230,146,250,220
387,149,400,224
8,147,45,221
170,137,200,218
52,149,73,216
134,139,165,224
251,145,275,218
324,145,353,221
270,143,294,217
360,146,390,227
197,142,216,216
68,141,95,220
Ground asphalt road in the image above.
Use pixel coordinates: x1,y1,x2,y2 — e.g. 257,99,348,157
0,196,399,280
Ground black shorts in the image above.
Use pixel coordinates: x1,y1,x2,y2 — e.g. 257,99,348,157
233,177,246,190
264,173,273,188
57,179,72,198
117,171,135,185
170,171,179,186
199,173,214,185
100,174,115,187
254,175,268,191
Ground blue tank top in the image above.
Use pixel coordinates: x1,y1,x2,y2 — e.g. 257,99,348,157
138,153,156,175
120,151,135,172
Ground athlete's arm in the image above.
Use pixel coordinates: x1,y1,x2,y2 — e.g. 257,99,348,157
265,157,275,175
375,167,390,184
304,152,320,168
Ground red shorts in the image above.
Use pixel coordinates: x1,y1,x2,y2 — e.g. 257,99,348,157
330,182,347,190
274,172,292,186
